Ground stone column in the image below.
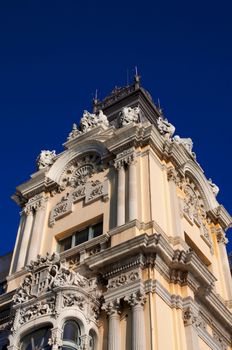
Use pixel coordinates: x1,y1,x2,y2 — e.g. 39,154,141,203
128,157,138,222
9,212,25,274
126,292,146,350
183,307,200,350
103,300,121,350
16,208,34,271
116,162,125,226
217,230,232,300
27,195,48,263
49,327,62,350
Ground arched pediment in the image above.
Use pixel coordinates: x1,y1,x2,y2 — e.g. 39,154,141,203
47,140,110,186
181,160,218,211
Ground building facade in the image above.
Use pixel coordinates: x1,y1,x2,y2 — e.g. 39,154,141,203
0,76,232,350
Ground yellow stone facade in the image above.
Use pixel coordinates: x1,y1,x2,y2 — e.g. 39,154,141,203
0,79,232,350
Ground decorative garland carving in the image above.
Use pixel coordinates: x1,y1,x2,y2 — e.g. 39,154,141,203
49,180,108,226
107,271,140,290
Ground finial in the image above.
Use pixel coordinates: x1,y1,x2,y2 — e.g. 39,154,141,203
92,89,99,113
134,66,141,89
157,98,163,114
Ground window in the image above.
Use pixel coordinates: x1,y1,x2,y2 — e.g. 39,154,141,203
62,321,81,350
0,280,7,295
20,327,52,350
59,222,103,253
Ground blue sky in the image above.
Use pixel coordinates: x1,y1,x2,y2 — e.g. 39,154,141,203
0,0,232,256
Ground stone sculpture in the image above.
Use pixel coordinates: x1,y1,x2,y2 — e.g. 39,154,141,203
157,116,175,138
36,150,56,170
119,106,140,126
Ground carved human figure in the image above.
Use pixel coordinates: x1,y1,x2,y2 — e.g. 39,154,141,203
173,135,193,154
67,123,81,140
119,106,140,126
157,116,175,138
80,109,109,133
36,150,56,170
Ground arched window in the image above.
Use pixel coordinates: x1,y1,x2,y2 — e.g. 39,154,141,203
62,320,81,350
20,327,52,350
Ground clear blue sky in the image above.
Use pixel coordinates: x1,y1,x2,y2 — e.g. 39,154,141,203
0,0,232,256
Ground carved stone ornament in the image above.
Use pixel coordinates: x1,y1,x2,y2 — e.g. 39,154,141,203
124,291,146,307
179,177,212,246
12,253,102,330
18,296,56,325
173,135,194,155
183,307,204,329
24,193,48,214
13,253,88,305
114,147,136,169
36,150,56,170
208,178,219,196
157,116,175,139
67,123,82,141
107,271,140,290
49,180,108,226
119,106,140,126
80,109,109,133
60,154,101,189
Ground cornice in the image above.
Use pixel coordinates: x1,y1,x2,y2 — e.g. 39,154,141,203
208,205,232,231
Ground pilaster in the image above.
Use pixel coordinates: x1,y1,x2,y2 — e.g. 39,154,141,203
26,193,49,263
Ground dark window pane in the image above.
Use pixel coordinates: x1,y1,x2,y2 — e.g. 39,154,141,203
92,222,103,238
59,236,72,252
63,321,80,343
21,327,51,350
75,228,89,245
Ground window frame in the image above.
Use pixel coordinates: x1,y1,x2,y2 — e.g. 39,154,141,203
58,221,103,253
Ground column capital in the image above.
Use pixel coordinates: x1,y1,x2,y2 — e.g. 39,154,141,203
216,228,228,245
23,205,34,216
182,306,204,329
124,291,146,308
102,299,121,316
26,193,49,212
167,167,181,185
48,327,63,349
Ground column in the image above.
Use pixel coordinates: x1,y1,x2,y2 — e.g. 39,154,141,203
183,307,200,350
27,196,48,263
128,157,138,222
9,212,25,274
217,230,232,300
126,292,146,350
103,300,121,350
16,208,34,271
49,327,62,350
116,163,125,226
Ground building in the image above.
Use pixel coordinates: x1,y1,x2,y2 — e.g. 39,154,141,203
0,75,232,350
